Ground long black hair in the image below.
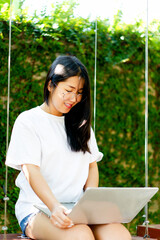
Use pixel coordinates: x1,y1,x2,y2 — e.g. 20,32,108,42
44,55,91,153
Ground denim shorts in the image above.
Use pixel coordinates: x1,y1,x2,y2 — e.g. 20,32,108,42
20,213,36,238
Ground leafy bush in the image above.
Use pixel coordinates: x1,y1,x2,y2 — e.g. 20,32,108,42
0,1,159,235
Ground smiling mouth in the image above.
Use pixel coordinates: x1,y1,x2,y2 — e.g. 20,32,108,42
65,103,73,109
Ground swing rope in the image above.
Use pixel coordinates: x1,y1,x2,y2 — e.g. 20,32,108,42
93,18,98,134
144,0,149,238
2,0,12,238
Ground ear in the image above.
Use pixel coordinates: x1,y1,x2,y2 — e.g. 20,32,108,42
47,80,53,92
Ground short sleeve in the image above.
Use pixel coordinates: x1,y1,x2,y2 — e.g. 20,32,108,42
88,128,103,163
5,114,41,171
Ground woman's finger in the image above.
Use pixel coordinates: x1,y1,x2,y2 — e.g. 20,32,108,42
50,210,73,228
50,217,74,229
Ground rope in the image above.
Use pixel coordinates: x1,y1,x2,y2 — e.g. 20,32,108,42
144,0,149,238
2,0,12,238
93,19,97,134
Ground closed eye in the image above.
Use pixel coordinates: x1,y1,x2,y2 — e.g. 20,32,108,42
65,90,72,93
65,90,83,95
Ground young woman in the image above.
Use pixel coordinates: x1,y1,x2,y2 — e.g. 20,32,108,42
6,55,131,240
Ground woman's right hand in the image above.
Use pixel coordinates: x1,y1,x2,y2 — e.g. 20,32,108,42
50,203,74,229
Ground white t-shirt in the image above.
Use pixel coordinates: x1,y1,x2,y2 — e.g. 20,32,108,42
6,106,103,224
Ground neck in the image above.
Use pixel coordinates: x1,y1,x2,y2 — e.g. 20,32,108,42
40,102,63,116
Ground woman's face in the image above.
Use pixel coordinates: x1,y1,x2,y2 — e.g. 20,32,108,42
47,76,84,116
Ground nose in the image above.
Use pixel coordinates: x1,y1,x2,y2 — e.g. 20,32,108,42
70,93,77,102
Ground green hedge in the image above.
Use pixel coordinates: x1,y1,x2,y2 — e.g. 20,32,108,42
0,2,159,235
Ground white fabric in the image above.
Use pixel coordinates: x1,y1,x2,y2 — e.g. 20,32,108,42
6,106,103,224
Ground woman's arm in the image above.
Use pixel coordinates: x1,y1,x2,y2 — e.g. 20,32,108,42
22,164,73,228
84,161,99,190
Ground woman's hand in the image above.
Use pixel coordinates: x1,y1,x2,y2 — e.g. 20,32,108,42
50,203,74,229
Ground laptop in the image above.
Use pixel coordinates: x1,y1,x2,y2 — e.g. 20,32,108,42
34,187,158,224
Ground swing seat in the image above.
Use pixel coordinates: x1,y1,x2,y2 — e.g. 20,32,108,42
132,237,157,240
0,234,158,240
0,234,30,240
137,224,160,240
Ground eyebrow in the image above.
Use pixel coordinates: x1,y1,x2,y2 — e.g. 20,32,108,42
66,85,84,90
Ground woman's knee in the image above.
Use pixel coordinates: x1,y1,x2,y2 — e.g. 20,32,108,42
90,223,131,240
26,213,95,240
111,223,131,240
74,224,95,240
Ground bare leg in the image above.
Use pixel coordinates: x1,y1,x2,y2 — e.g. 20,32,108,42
90,223,132,240
25,212,95,240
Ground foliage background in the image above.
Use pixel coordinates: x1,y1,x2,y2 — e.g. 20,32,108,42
0,0,159,235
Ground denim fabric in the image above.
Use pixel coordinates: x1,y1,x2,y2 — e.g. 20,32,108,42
20,213,36,238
